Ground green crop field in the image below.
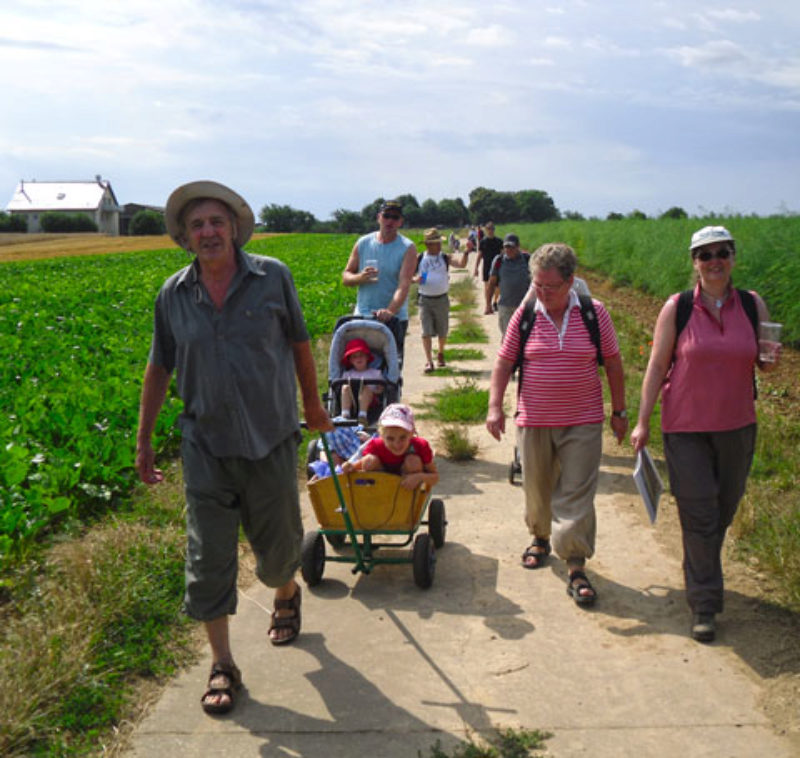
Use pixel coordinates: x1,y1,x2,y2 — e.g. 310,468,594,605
0,235,356,565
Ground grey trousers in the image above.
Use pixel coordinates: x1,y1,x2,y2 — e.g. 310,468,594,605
181,434,302,621
518,424,602,564
663,424,756,614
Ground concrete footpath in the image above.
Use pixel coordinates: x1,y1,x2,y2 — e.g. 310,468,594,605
130,273,797,757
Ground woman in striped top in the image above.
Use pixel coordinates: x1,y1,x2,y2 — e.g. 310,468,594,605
486,243,628,607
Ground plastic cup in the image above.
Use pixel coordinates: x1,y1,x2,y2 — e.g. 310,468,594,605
365,258,379,280
758,321,782,363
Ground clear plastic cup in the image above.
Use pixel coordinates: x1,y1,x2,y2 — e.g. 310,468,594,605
365,259,379,281
758,321,782,363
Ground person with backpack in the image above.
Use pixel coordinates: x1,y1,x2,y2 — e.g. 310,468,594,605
631,225,779,643
414,227,468,372
486,233,531,337
486,243,628,608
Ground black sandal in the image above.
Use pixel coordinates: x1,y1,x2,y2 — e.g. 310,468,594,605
201,663,242,715
567,569,596,607
268,584,302,645
521,538,551,569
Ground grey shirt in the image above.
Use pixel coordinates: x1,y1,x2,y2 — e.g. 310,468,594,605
149,248,309,460
490,252,531,308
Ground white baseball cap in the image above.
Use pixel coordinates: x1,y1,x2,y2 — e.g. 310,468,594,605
689,225,734,251
378,403,415,432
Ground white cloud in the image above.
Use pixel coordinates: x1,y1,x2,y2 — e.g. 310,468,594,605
669,39,749,68
705,9,761,23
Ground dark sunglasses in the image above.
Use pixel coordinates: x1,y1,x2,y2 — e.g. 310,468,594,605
694,248,732,262
382,213,401,220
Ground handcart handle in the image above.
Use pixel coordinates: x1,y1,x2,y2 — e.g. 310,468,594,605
303,426,371,575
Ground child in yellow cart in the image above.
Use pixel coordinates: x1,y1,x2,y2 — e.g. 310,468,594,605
342,403,439,491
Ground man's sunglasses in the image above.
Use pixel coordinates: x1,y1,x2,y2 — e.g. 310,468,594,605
382,213,401,220
694,248,732,262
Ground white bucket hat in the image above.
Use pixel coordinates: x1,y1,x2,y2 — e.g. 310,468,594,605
689,225,734,251
165,180,255,249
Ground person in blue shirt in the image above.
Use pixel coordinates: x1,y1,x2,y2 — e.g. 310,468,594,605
342,200,418,357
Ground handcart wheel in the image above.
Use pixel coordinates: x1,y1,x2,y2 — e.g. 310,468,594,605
412,533,436,589
428,498,447,549
300,531,325,586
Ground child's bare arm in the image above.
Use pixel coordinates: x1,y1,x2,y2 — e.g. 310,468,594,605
400,460,439,490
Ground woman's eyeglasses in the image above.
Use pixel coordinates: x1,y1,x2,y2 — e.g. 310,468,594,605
694,248,732,262
382,213,401,221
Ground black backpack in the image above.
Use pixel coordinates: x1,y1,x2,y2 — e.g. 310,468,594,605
513,294,603,393
673,288,759,397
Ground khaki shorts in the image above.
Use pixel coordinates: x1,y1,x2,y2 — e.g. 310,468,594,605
419,293,450,337
181,434,302,621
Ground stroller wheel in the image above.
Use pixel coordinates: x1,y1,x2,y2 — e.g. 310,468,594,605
412,533,436,589
300,531,325,586
306,438,320,480
508,460,518,485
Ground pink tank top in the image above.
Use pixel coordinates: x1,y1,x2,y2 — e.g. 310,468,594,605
661,286,758,433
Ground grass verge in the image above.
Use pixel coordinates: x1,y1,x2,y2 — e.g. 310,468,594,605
0,461,197,756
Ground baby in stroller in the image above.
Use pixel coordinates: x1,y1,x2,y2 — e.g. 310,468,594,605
326,317,402,427
339,338,384,424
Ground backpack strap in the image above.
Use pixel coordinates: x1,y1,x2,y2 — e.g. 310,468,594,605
514,301,537,396
675,289,694,342
577,294,603,367
415,253,422,273
737,288,759,340
737,288,759,400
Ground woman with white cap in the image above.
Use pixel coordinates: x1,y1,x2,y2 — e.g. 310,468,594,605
631,225,779,643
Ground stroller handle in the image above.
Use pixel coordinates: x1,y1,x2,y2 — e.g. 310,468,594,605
300,419,360,429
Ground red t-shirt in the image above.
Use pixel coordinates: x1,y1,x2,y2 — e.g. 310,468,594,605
362,436,433,474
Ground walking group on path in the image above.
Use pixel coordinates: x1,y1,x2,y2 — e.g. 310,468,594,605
134,182,783,730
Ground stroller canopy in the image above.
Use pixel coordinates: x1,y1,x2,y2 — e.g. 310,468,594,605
328,319,400,385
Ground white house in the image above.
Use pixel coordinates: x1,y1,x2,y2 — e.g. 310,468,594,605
6,176,121,235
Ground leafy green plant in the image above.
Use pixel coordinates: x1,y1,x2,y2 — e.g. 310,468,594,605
421,727,551,757
439,425,479,460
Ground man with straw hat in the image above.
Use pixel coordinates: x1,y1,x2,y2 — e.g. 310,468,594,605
136,180,332,715
414,227,468,372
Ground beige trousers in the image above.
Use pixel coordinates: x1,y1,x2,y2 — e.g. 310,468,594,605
517,423,602,563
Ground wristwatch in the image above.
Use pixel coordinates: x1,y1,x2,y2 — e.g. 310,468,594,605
612,409,628,419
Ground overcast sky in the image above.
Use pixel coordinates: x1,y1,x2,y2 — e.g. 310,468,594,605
2,1,799,221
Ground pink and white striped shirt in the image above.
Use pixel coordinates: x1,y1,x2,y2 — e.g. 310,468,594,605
498,292,620,427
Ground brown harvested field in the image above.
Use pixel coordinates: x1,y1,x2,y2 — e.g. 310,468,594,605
0,233,279,263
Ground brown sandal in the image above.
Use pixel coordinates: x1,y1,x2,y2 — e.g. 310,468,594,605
268,584,302,645
201,663,242,715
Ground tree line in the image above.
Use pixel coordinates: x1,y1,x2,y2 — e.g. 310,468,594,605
256,188,691,234
258,187,561,233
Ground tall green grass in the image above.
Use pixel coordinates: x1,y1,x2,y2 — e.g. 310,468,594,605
505,216,800,343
